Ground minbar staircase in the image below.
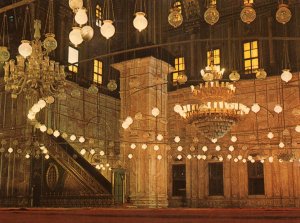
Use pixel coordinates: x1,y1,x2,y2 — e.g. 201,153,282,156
41,135,113,207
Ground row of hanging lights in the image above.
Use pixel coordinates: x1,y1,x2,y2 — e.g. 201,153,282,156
68,0,148,44
203,0,292,26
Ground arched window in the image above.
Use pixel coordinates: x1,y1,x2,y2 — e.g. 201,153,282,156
96,4,102,27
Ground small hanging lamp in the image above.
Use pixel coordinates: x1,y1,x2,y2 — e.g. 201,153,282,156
18,7,32,58
81,0,94,41
240,0,256,24
168,1,183,28
133,0,148,32
276,2,292,25
100,0,115,39
204,0,219,26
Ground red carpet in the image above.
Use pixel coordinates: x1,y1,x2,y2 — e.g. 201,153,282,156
0,208,300,223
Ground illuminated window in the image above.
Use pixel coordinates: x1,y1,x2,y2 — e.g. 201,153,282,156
207,49,220,70
68,46,79,73
96,5,102,27
244,0,254,4
173,57,185,84
93,60,103,84
174,1,182,14
243,41,259,74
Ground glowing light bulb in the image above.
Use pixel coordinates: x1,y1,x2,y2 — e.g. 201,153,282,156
229,145,235,152
231,136,237,143
142,144,147,150
202,146,208,152
154,145,159,151
279,142,285,148
8,147,13,153
251,103,260,113
274,105,283,114
151,107,160,117
157,155,162,160
128,154,133,159
70,135,76,141
268,156,274,163
295,125,300,133
174,136,180,143
130,143,136,149
177,146,183,152
80,149,86,155
40,125,47,132
281,69,292,83
177,154,183,160
215,145,221,151
53,130,60,138
157,134,163,141
90,149,95,155
133,12,148,32
79,136,85,143
267,132,274,139
45,154,50,160
187,154,192,160
174,104,182,113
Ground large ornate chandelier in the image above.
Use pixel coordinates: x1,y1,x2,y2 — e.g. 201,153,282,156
174,54,250,141
4,5,65,99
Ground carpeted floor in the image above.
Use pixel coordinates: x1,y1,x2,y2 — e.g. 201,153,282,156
0,208,300,223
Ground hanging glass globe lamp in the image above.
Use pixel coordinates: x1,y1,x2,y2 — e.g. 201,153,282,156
75,7,88,25
107,80,118,91
43,33,57,52
281,69,292,83
133,12,148,32
69,0,83,12
0,46,10,62
177,72,187,84
81,25,94,41
204,5,219,25
168,7,183,28
18,40,32,58
69,27,83,46
101,20,115,39
229,70,240,82
240,3,256,24
276,4,292,25
256,68,267,80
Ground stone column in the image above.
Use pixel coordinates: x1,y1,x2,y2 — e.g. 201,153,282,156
112,56,173,208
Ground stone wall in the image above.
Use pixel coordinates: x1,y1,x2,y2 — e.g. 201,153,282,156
167,73,300,208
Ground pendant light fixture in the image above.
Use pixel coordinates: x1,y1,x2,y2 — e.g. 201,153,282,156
276,1,292,25
75,7,88,25
69,0,83,12
133,0,148,32
43,0,57,53
281,32,292,83
18,7,32,58
204,0,220,26
168,1,183,28
240,0,256,24
81,0,94,41
101,0,115,39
